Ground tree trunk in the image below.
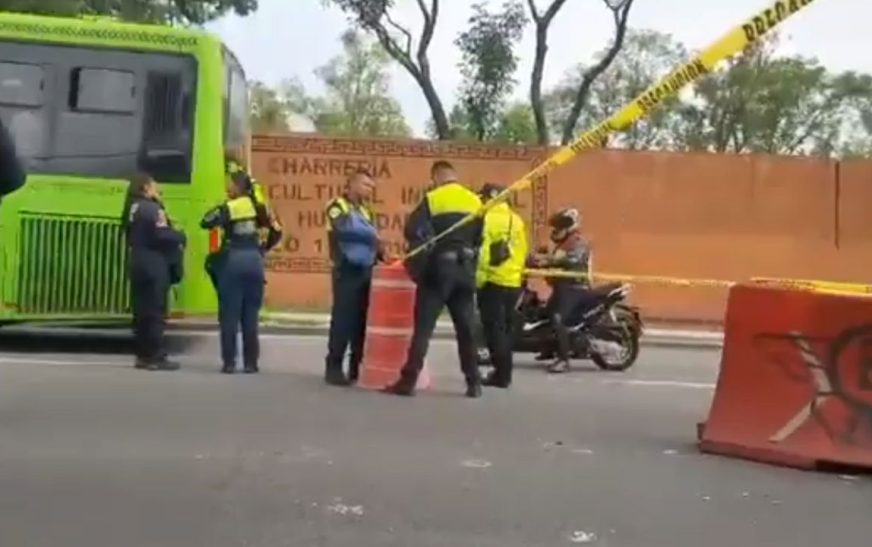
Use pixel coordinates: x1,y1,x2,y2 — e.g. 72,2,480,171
559,0,634,145
530,24,550,145
416,72,450,140
560,31,627,145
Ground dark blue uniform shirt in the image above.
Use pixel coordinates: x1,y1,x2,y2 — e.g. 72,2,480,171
126,197,186,256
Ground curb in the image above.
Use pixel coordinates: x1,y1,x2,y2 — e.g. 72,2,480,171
170,320,724,349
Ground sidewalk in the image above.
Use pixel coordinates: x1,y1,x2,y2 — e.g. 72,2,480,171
173,311,724,349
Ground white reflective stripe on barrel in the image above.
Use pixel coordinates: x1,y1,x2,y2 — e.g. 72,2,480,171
367,326,414,336
372,278,416,289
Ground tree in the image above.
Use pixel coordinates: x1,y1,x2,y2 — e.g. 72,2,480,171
455,1,527,141
525,0,635,145
432,101,537,144
835,87,872,157
676,35,872,156
546,29,688,150
326,0,450,139
493,102,538,144
558,0,635,145
249,79,315,133
249,32,410,138
250,81,291,133
0,0,257,24
312,30,411,137
526,0,567,145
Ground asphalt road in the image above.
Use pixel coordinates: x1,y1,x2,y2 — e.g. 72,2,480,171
0,330,869,547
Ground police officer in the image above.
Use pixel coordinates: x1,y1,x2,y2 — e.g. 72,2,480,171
205,154,269,293
201,170,282,374
385,161,484,398
475,183,528,388
123,172,186,371
528,208,593,374
0,117,26,201
324,169,382,386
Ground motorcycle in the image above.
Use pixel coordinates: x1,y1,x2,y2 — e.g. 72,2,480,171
476,280,643,372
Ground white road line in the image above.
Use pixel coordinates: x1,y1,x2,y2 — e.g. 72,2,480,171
601,379,715,389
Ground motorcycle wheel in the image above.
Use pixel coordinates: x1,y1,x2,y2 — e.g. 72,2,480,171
591,323,640,372
612,305,642,335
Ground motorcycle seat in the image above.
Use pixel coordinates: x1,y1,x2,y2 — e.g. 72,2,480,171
590,282,624,297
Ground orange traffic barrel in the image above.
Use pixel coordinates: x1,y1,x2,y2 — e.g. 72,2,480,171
358,261,431,390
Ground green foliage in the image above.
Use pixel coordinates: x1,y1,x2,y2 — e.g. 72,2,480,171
249,79,314,133
0,0,257,24
250,31,410,138
545,29,872,157
427,101,536,145
312,31,410,137
674,35,872,156
493,102,538,144
324,0,449,138
546,29,688,150
455,1,527,141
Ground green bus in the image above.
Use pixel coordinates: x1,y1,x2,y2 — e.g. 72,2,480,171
0,12,250,323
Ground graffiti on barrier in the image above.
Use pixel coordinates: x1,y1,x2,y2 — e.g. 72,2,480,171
753,326,872,449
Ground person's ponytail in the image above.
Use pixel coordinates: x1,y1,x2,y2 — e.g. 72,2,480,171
231,170,270,227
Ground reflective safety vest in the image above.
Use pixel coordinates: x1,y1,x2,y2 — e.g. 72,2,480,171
423,181,482,249
209,164,271,253
476,202,528,289
225,196,260,247
426,182,481,218
326,196,374,226
326,196,378,268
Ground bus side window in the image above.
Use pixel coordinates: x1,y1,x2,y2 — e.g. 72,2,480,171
140,71,193,184
0,61,48,160
69,68,135,114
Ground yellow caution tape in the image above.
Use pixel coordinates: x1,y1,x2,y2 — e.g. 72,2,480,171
526,269,736,288
594,273,736,288
751,277,872,296
404,0,820,260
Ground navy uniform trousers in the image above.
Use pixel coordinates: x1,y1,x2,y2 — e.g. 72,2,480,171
326,265,372,380
130,250,170,362
218,247,265,368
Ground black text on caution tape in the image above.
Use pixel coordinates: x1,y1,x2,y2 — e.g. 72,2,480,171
742,0,816,42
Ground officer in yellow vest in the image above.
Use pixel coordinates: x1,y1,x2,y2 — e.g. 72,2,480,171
201,169,282,374
324,169,382,386
206,157,273,292
475,183,528,388
385,160,485,398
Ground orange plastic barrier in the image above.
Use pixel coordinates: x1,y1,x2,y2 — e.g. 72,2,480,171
358,262,431,391
699,284,872,470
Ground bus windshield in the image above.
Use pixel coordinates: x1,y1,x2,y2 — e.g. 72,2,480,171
0,41,197,183
223,48,249,154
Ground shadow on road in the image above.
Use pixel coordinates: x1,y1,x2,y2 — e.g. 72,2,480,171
0,326,205,355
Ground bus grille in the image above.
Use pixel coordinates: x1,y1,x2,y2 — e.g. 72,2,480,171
17,214,130,315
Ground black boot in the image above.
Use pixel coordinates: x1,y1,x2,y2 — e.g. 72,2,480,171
482,373,509,389
348,362,360,385
465,382,483,398
383,378,415,397
243,363,259,374
221,363,235,374
325,369,351,387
